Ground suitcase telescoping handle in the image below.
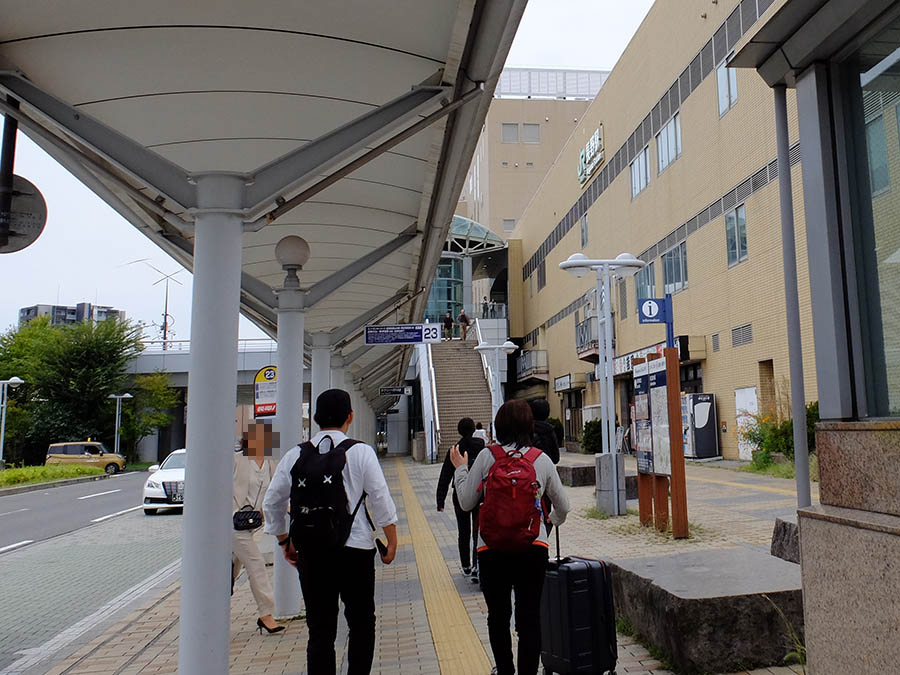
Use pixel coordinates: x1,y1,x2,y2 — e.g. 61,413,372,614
555,524,561,562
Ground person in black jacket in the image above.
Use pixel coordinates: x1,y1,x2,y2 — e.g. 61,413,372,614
436,417,485,575
529,398,560,464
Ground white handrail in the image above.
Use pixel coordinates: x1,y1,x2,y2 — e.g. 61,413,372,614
474,319,503,420
426,341,441,462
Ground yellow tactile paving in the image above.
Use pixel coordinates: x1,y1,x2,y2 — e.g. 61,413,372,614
394,458,493,674
684,472,820,498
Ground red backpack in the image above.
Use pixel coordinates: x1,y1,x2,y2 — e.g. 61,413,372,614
479,445,544,552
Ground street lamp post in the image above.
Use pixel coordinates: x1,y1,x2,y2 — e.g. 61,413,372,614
474,339,518,430
0,376,24,468
560,253,646,516
108,393,133,455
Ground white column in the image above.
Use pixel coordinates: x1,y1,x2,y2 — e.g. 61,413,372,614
178,174,244,675
602,264,620,516
330,354,345,390
273,269,304,618
310,333,331,431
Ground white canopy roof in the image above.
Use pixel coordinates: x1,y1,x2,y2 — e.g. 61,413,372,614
0,2,524,410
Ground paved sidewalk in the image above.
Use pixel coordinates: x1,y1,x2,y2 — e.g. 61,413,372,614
31,457,811,675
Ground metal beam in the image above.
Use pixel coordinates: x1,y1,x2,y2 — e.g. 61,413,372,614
356,352,400,381
304,226,417,308
343,344,374,365
0,72,195,209
245,85,448,215
329,289,408,346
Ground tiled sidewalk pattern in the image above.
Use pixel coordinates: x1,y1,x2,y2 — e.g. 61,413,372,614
30,456,812,674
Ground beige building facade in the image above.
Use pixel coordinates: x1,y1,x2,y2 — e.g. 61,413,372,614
508,0,818,460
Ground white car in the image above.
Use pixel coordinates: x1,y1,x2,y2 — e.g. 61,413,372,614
143,449,186,515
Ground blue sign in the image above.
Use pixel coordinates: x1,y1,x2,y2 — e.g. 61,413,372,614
365,323,441,345
638,298,668,324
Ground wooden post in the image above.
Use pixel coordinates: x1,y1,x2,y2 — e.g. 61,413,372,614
637,473,653,526
664,347,689,538
653,475,669,532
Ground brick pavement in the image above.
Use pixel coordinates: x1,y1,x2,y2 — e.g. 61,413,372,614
29,456,812,674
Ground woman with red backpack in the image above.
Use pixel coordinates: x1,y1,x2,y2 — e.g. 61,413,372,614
450,400,570,675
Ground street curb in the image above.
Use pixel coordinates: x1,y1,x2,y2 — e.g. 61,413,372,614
0,473,110,497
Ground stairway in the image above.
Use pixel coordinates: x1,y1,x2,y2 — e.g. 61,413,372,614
430,339,495,459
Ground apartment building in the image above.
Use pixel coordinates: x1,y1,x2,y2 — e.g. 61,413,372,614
508,0,818,460
19,302,126,327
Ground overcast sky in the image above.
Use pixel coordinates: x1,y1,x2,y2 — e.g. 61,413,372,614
0,1,654,340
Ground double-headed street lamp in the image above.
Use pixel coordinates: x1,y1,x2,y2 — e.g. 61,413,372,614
474,339,518,431
560,252,645,516
0,376,24,468
108,393,133,456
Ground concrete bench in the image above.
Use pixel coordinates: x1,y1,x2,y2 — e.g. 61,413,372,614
609,549,804,673
557,463,639,499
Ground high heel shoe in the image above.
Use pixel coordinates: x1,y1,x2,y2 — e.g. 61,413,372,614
257,618,285,635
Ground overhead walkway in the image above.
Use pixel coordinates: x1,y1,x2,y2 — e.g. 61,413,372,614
0,4,526,671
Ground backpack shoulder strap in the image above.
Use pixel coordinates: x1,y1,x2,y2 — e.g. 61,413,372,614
524,447,543,464
488,445,506,461
335,438,360,452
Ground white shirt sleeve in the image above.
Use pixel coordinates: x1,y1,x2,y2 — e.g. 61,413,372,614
360,446,398,528
263,446,299,535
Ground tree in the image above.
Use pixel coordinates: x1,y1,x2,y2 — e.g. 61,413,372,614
118,372,180,463
0,317,144,464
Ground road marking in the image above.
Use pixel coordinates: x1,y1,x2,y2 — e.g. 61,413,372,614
0,558,181,675
91,505,143,522
685,473,820,497
77,488,121,500
0,508,29,517
394,459,492,674
0,540,33,554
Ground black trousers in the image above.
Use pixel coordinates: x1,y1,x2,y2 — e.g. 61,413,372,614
452,490,479,569
297,546,377,675
478,546,549,675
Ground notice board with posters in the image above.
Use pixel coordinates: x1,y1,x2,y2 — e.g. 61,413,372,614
633,360,654,474
648,356,672,476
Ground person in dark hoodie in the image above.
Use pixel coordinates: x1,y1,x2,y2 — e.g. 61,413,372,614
436,417,485,577
529,398,560,464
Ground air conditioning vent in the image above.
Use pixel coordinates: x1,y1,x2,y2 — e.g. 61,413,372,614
731,323,753,348
712,333,720,352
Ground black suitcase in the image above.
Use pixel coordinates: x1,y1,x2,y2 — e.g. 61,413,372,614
540,529,617,674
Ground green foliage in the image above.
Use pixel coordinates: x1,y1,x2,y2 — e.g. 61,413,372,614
118,372,179,463
0,317,147,465
583,506,611,520
763,594,807,672
546,417,564,445
615,616,635,637
581,418,603,454
0,464,104,487
741,400,820,467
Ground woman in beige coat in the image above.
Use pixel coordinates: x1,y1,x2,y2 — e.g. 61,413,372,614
233,423,282,634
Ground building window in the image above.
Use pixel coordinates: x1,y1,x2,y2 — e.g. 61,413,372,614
716,63,738,116
866,115,890,194
529,274,534,298
580,214,588,248
522,123,541,144
503,218,516,232
657,113,682,173
618,279,627,320
501,123,519,143
662,242,688,294
630,146,650,198
635,261,655,306
725,204,748,266
537,260,546,291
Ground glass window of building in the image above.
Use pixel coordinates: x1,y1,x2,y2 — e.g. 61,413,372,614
725,205,748,266
618,279,627,320
844,24,900,416
425,257,463,324
537,260,546,291
717,63,738,116
501,123,519,143
522,123,541,144
866,115,890,194
662,242,688,294
635,261,655,307
580,214,588,248
657,113,682,173
630,146,650,198
503,218,516,232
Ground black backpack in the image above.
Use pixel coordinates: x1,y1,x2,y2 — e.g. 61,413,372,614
289,437,367,551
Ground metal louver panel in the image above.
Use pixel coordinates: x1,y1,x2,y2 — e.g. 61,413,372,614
643,115,652,143
752,167,768,192
863,91,882,121
726,8,742,51
660,91,670,122
680,68,691,103
690,55,702,92
722,190,738,212
758,0,775,13
698,208,710,228
732,323,753,348
789,144,802,166
768,159,778,181
736,178,753,202
686,216,698,235
676,224,686,242
741,0,758,33
701,41,714,78
712,333,720,352
669,82,680,114
709,199,723,220
713,25,727,65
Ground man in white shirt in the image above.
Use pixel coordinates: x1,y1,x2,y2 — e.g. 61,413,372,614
473,421,490,444
264,389,398,675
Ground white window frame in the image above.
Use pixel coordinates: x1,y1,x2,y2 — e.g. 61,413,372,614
630,146,650,198
501,123,519,143
717,62,739,116
725,204,749,266
503,218,516,233
662,242,688,295
657,113,682,174
522,123,541,144
635,261,656,309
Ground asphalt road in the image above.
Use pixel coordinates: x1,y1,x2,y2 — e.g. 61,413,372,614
0,471,158,552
